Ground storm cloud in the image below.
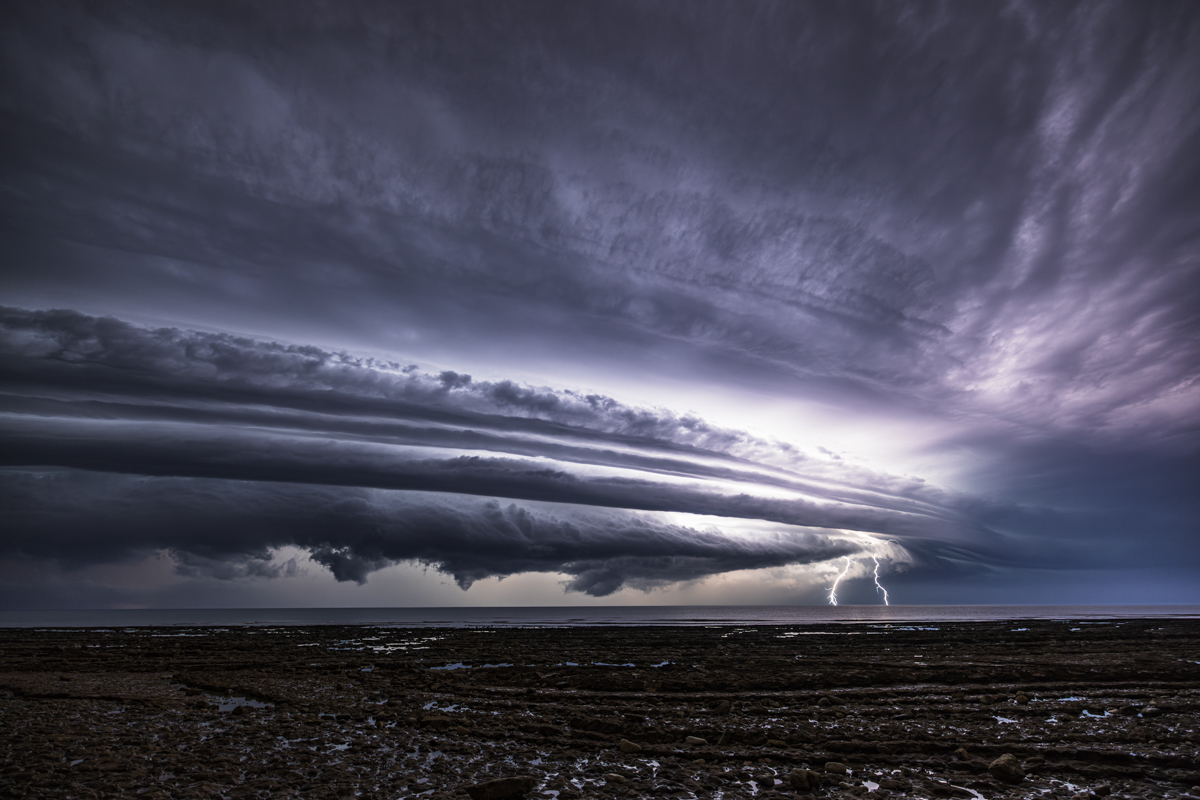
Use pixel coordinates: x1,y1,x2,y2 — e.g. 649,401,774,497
2,470,880,596
0,307,955,594
1,1,1198,604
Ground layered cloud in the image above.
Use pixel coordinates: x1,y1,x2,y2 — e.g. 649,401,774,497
3,2,1198,448
2,470,886,597
0,308,963,593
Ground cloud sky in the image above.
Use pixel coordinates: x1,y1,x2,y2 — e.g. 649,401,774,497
1,1,1198,607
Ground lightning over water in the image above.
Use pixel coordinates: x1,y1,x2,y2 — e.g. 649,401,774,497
873,557,890,606
828,557,852,606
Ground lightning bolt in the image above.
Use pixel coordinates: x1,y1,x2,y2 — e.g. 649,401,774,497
828,557,851,606
873,556,890,606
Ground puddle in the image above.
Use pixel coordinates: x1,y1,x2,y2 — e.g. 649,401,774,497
431,662,513,670
213,696,272,712
423,702,463,712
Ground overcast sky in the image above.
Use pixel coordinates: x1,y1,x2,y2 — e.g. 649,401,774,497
2,1,1198,609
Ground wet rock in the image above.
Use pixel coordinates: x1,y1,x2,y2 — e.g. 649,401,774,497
713,700,731,715
464,776,537,800
988,753,1025,784
685,736,707,745
603,773,627,784
825,761,848,774
790,768,821,791
619,739,642,754
879,777,911,791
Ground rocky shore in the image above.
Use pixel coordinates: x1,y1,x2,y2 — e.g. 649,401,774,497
1,619,1198,799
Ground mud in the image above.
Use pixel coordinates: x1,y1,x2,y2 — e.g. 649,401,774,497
1,619,1198,799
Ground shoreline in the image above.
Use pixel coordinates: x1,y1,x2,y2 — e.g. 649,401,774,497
4,603,1199,629
3,619,1198,799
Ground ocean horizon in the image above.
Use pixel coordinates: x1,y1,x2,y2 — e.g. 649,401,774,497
3,603,1198,628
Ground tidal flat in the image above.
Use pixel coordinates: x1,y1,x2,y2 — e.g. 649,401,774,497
1,620,1198,799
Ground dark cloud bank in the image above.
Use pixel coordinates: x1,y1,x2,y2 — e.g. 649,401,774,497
0,307,945,595
1,2,1199,604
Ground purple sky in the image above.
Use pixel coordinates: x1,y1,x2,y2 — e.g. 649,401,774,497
2,1,1198,608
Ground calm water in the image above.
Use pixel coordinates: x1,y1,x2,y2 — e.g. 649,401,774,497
2,604,1198,628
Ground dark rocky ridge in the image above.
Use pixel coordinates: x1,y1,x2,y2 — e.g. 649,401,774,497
1,619,1198,799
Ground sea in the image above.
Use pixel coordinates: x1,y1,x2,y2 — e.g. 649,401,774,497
1,604,1198,628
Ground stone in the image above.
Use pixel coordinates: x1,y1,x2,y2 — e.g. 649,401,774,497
685,736,707,746
714,700,731,715
879,777,910,791
790,768,821,791
825,761,848,774
464,776,537,800
603,773,627,784
987,753,1025,785
619,739,642,754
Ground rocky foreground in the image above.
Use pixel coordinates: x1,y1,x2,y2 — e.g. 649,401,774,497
1,619,1198,800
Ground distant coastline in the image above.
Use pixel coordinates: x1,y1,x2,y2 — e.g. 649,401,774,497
3,604,1198,628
